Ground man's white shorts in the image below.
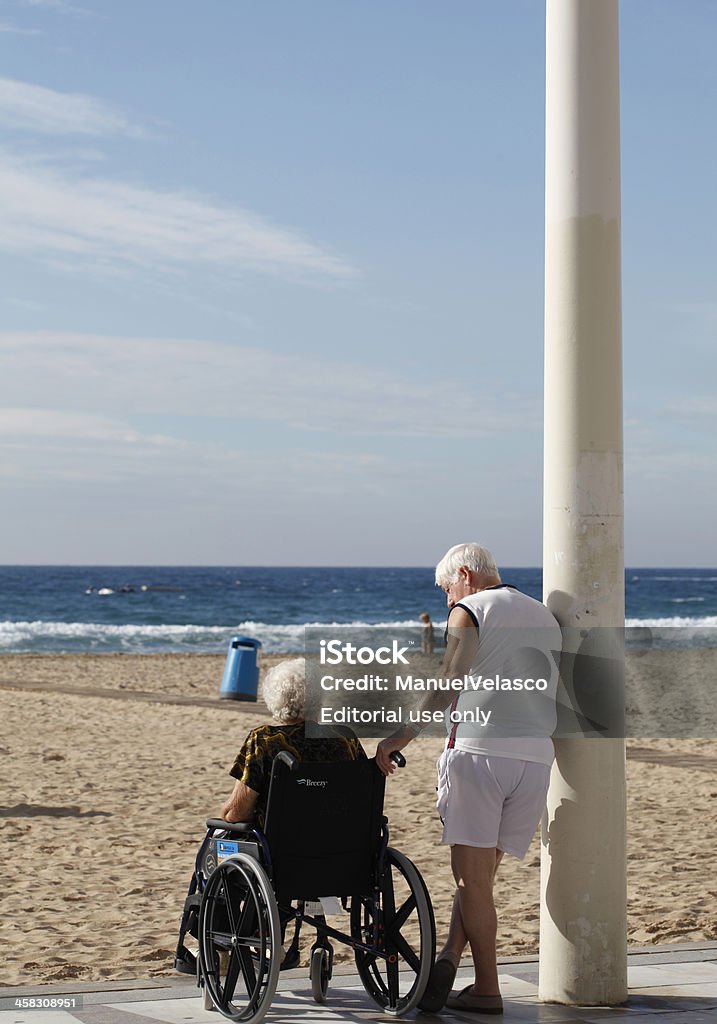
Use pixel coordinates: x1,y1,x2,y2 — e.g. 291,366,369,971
436,749,551,860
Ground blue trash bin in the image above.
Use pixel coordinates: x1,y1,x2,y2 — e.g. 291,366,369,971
220,636,262,701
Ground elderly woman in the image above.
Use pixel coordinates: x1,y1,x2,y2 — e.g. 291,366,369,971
220,657,366,827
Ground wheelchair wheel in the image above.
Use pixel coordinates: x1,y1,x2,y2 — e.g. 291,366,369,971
351,847,435,1015
198,853,281,1024
310,946,330,1003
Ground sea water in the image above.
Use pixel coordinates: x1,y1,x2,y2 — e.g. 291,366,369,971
0,565,715,654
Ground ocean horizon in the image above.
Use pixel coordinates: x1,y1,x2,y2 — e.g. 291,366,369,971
1,565,716,655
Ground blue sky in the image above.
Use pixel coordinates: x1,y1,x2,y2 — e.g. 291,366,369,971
0,0,715,566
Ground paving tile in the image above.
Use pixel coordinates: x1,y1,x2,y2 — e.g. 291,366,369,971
610,1016,717,1024
520,999,669,1020
74,1010,182,1024
579,1016,704,1024
627,964,717,988
443,999,595,1022
495,977,540,997
272,986,369,1016
626,952,717,967
515,972,541,986
630,985,717,1009
565,1001,677,1020
0,1014,80,1024
271,986,422,1021
570,1011,673,1020
80,993,196,1008
0,986,166,1001
105,1001,217,1024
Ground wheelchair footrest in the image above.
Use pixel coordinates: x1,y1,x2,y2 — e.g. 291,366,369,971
174,948,197,975
280,944,300,971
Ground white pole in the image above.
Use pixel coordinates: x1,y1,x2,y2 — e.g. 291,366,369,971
541,0,627,1006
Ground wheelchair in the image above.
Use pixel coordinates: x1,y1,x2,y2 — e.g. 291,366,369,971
175,751,435,1023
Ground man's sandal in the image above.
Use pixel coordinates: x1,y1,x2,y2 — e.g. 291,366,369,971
417,957,458,1012
445,986,504,1014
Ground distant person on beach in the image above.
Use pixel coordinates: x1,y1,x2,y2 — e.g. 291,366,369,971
419,611,435,655
376,543,561,1015
220,658,366,828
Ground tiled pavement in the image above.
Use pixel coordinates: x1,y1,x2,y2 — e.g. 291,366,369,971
2,944,716,1024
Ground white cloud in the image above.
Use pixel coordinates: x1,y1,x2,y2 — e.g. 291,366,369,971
0,407,404,492
0,408,184,445
665,396,717,418
0,408,199,482
0,408,126,439
0,151,354,279
0,331,534,440
0,20,41,33
12,0,90,15
0,77,144,136
625,447,716,482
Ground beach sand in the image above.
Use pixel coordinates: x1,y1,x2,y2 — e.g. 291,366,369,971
1,652,716,986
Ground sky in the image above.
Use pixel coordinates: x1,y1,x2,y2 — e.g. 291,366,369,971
0,0,715,567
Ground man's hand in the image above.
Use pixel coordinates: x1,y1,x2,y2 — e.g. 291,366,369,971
375,730,416,776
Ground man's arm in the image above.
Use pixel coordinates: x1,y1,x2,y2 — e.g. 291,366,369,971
375,606,479,775
220,779,259,822
416,606,478,716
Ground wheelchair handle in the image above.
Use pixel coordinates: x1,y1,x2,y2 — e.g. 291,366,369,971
389,751,406,768
205,818,256,834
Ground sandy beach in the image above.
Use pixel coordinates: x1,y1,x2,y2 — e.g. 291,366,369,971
1,651,716,987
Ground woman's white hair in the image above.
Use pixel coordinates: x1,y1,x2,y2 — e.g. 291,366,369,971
434,543,500,587
261,657,305,722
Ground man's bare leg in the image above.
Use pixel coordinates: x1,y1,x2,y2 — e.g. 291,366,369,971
439,890,467,964
449,845,503,994
419,845,503,1011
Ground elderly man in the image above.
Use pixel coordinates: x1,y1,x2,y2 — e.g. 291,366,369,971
376,543,561,1014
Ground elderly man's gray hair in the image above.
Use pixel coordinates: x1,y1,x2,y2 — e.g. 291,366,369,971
435,543,500,587
261,657,305,722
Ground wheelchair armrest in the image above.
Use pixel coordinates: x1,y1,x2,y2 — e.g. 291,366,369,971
205,818,256,834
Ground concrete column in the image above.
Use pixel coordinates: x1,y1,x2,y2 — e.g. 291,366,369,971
540,0,627,1006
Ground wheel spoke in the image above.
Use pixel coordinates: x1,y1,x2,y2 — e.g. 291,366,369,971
207,948,221,981
392,931,421,972
236,943,257,999
223,878,240,939
236,890,258,948
391,892,416,932
224,948,242,1002
367,956,389,997
386,949,400,1006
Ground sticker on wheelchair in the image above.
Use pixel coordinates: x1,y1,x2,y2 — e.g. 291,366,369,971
216,840,240,862
206,838,261,875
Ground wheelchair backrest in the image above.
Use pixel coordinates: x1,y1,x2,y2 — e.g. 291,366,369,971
263,753,386,900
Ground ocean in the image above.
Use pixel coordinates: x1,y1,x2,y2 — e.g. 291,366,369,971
1,566,716,655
